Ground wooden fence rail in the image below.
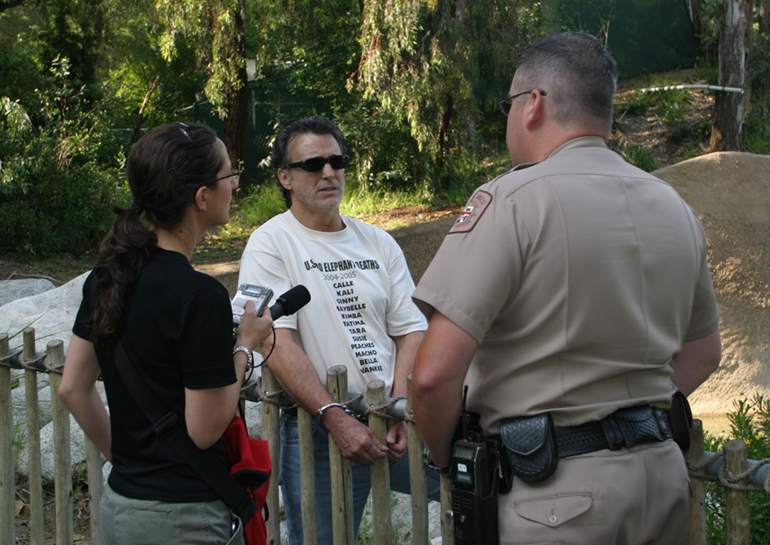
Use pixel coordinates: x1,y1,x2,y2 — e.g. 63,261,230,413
2,328,769,544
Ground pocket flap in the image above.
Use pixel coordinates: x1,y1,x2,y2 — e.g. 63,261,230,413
500,414,550,456
513,494,592,528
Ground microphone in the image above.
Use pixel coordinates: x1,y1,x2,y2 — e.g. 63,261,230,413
269,285,311,320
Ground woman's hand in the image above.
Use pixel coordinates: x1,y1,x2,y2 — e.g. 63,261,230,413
235,300,274,353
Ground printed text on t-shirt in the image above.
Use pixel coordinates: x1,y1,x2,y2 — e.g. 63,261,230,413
313,258,385,375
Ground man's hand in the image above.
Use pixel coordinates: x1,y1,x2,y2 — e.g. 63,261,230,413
323,407,388,465
385,420,408,463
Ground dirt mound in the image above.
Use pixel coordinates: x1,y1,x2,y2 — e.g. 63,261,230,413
655,152,770,415
391,152,770,417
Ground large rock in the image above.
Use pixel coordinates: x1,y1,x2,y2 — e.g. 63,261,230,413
0,271,88,353
0,278,56,307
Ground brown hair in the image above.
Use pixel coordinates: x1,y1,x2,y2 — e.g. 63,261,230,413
87,122,223,345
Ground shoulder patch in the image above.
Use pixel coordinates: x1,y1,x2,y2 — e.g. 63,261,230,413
449,190,493,234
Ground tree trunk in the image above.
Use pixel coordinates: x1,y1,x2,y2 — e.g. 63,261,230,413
223,0,249,173
691,0,706,40
710,0,746,152
435,93,454,168
745,0,753,106
760,0,768,33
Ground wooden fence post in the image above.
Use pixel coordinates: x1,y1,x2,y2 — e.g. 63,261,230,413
48,340,73,545
686,419,707,545
23,328,44,545
298,405,318,545
327,366,353,545
406,376,429,544
0,334,14,545
724,438,750,544
85,438,104,545
367,379,391,545
261,367,282,544
440,476,454,544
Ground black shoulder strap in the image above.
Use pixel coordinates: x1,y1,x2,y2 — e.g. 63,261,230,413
114,340,257,523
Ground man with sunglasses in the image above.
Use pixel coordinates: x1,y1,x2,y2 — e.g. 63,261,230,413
411,32,720,545
238,116,439,545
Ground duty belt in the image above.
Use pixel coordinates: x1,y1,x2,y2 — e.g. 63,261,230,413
553,405,673,458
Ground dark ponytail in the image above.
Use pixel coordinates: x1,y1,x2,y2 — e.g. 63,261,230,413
87,122,223,346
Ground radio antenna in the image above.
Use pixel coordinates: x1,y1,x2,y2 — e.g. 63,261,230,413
461,385,469,439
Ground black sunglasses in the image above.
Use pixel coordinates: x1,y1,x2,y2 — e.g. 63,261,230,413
498,89,547,116
288,154,350,172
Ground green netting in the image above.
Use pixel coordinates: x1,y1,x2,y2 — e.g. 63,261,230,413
543,0,697,78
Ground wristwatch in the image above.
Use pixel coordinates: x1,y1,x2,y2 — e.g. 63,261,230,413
233,346,254,367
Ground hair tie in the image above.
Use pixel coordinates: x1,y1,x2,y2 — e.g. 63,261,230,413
130,202,144,213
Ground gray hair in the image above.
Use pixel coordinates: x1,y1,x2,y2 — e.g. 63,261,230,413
514,32,618,133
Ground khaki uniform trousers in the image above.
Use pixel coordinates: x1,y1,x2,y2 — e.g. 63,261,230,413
499,440,689,545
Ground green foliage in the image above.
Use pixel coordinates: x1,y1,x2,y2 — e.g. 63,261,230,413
615,90,657,117
703,394,770,545
744,32,770,155
339,102,431,195
744,105,770,156
351,0,531,195
225,183,286,235
154,0,248,118
100,0,205,134
620,144,657,172
0,58,128,257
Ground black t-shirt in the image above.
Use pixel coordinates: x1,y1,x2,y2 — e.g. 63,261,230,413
74,247,235,502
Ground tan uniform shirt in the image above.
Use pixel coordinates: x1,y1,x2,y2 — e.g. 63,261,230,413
414,137,719,434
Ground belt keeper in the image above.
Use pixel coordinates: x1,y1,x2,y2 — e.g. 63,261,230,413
599,417,624,450
653,407,672,437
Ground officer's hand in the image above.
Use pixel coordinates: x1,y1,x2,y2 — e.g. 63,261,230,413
385,420,408,463
323,408,388,465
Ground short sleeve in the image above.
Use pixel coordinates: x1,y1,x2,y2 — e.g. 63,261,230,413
683,220,720,342
414,188,525,343
72,272,97,341
178,281,237,389
383,236,427,336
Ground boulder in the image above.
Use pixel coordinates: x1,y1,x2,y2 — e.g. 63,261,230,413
0,271,88,354
0,278,56,307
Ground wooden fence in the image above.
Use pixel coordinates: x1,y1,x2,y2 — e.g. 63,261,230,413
2,327,769,544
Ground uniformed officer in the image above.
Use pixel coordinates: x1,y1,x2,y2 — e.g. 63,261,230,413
411,32,721,545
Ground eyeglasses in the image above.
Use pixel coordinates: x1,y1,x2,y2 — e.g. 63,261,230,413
498,89,547,116
288,154,350,172
215,169,241,182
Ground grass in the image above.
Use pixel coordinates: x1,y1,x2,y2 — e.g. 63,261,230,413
702,394,770,545
622,144,658,172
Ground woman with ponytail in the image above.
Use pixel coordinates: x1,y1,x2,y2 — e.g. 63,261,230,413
59,123,272,545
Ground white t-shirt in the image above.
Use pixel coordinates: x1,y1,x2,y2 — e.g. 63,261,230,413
239,211,427,395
